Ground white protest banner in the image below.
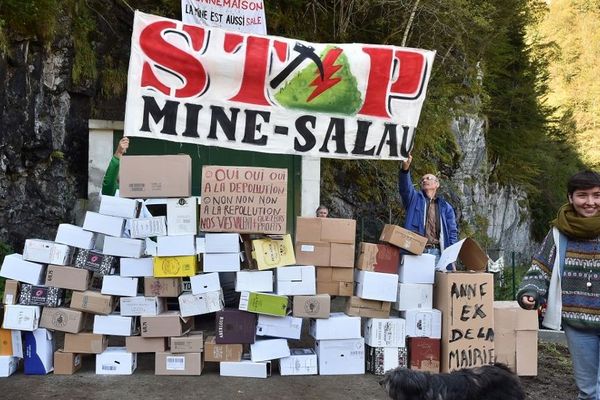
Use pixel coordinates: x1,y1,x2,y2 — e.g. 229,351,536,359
182,0,267,35
125,11,436,160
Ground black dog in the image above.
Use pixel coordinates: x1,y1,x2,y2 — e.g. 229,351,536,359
380,363,525,400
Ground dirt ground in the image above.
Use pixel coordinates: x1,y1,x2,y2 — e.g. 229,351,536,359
521,341,578,399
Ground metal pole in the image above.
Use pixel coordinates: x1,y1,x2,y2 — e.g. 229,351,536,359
512,251,516,300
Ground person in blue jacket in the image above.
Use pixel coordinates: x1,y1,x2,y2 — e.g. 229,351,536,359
398,153,458,266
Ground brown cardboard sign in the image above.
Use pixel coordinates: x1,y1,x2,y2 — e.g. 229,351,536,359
200,166,287,234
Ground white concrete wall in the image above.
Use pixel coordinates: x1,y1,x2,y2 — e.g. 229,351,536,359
300,157,321,217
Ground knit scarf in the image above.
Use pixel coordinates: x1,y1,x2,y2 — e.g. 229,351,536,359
552,203,600,239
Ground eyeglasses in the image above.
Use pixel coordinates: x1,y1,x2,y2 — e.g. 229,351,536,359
421,176,438,183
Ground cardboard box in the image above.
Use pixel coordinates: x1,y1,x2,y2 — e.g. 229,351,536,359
55,224,96,250
0,356,19,377
167,197,198,236
70,290,116,315
130,216,168,238
356,242,400,274
516,330,538,376
157,235,196,256
292,294,330,319
435,238,488,272
379,224,427,255
119,154,192,198
276,265,316,296
73,250,117,276
316,281,354,297
53,350,83,375
407,337,440,373
295,241,330,266
190,272,221,294
45,265,90,291
309,312,361,340
18,284,63,307
126,336,167,353
82,211,126,237
95,347,137,375
154,255,198,277
364,317,406,347
140,312,192,337
316,266,354,282
321,218,356,244
120,257,154,277
252,235,296,270
401,309,442,339
215,309,257,344
155,352,203,375
365,345,407,375
102,236,145,258
23,239,73,266
23,329,54,374
355,270,398,302
251,338,290,362
120,296,166,316
0,328,22,357
169,331,203,353
434,272,494,372
204,335,243,362
40,307,85,334
279,348,318,376
2,280,19,305
203,252,242,272
329,243,355,268
315,338,365,375
205,233,240,253
0,254,46,285
239,291,288,317
256,315,302,339
235,270,273,292
399,254,436,284
99,195,141,218
394,283,433,311
93,314,137,336
345,296,391,318
220,359,271,378
295,218,323,242
101,276,139,297
63,332,108,354
144,277,183,297
178,291,224,317
2,305,41,331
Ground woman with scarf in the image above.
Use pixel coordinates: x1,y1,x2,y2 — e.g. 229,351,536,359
518,170,600,400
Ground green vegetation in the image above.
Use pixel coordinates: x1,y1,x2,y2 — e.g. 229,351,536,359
494,264,528,301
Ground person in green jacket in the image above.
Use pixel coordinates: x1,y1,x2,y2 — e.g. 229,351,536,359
102,137,129,196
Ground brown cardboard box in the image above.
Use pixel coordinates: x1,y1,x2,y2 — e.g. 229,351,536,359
379,224,427,255
155,352,203,375
345,296,391,318
140,312,193,337
119,155,192,198
2,280,19,305
292,294,330,319
329,243,355,268
295,242,330,266
494,301,538,376
356,243,401,274
408,337,440,373
45,265,90,291
126,336,167,353
321,218,356,244
516,330,538,376
204,335,243,362
295,218,323,242
170,331,204,353
316,267,354,282
144,277,183,297
63,332,108,354
0,328,19,356
70,290,116,315
316,281,353,296
40,307,86,334
54,349,83,375
434,272,494,373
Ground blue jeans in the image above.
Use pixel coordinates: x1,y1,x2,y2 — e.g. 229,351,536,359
564,324,600,399
424,247,441,265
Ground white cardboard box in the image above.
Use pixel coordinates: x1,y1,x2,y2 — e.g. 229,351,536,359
0,356,19,377
220,360,271,378
120,297,166,316
354,270,398,302
394,283,433,311
99,195,141,218
251,339,290,362
83,211,126,237
279,349,318,376
190,272,221,294
129,217,168,238
178,291,224,317
205,233,240,253
235,270,273,292
102,236,145,258
101,276,139,297
55,224,96,249
120,257,154,277
203,253,241,272
96,347,137,375
167,197,198,236
157,235,196,256
23,328,54,374
0,254,46,285
93,315,137,336
363,317,406,347
2,305,41,331
257,315,302,340
315,338,365,375
195,237,206,254
309,312,361,340
401,309,442,338
399,254,436,284
23,239,73,266
276,265,316,296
